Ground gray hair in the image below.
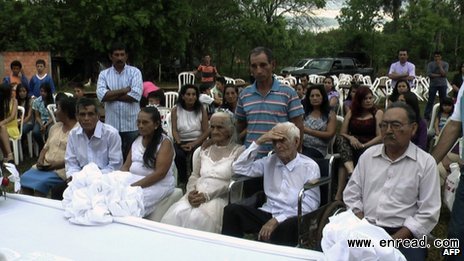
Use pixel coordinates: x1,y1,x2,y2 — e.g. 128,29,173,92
210,111,237,144
273,122,300,141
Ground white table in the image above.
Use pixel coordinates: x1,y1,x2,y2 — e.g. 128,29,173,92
0,194,325,261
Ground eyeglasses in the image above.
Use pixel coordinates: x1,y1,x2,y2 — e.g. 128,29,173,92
379,121,410,131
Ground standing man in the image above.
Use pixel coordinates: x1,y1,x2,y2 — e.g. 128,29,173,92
194,54,219,87
236,46,304,158
388,49,416,89
29,59,55,97
65,98,123,178
432,85,464,260
345,102,441,260
424,51,449,121
3,60,29,91
96,42,142,159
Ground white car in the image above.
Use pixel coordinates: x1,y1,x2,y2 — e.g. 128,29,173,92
280,58,312,75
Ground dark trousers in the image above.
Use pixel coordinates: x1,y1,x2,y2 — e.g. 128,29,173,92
382,226,427,261
222,203,298,246
174,142,197,185
424,84,447,120
119,131,139,161
445,171,464,261
32,122,51,152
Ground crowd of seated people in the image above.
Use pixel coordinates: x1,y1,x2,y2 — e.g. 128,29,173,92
9,63,453,258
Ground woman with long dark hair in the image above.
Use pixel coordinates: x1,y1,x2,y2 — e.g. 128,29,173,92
336,86,383,200
171,84,209,185
0,83,19,163
121,106,176,217
388,79,411,106
17,84,33,139
451,63,464,100
301,85,336,159
220,84,239,113
398,92,427,150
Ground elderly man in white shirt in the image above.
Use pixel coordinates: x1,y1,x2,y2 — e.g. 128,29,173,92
65,98,123,179
222,122,320,246
344,102,440,261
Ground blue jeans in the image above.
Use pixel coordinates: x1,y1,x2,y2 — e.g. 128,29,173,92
445,170,464,260
424,84,447,120
32,122,51,152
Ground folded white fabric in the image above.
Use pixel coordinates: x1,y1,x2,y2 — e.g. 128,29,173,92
62,163,144,225
321,209,406,261
4,163,20,193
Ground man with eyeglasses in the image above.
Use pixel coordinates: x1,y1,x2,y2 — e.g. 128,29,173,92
344,102,440,260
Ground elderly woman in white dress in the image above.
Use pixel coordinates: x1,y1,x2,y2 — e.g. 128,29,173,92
161,111,244,233
121,106,175,217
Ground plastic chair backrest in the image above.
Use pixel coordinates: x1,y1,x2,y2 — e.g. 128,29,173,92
47,104,57,124
164,92,179,109
178,72,195,92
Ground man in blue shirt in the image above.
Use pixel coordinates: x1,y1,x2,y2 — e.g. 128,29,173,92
29,59,55,97
97,43,143,159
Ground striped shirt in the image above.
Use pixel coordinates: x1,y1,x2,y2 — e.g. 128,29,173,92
236,78,304,157
197,64,217,84
96,64,142,132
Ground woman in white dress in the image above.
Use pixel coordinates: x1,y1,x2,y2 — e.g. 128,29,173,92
161,111,244,233
121,106,175,217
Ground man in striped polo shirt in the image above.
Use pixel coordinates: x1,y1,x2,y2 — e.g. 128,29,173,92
236,47,304,159
97,42,143,160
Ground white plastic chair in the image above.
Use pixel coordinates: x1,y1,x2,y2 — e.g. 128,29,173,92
164,92,179,109
285,76,297,86
47,104,57,124
158,107,171,134
145,162,183,222
178,72,195,92
224,76,236,85
165,112,173,139
10,106,25,165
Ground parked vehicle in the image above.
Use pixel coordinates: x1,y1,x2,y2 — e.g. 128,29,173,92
280,58,312,75
291,58,374,79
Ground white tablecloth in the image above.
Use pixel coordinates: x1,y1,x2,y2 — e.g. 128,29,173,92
0,194,325,261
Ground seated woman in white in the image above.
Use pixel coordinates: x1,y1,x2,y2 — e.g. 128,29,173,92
121,106,176,217
161,111,244,233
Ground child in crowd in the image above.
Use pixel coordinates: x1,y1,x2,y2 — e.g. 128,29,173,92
32,83,54,152
71,82,85,99
199,84,215,116
434,97,454,136
140,81,162,107
29,59,55,98
295,83,305,100
147,89,165,107
323,76,339,111
211,76,225,106
0,83,19,163
17,84,34,141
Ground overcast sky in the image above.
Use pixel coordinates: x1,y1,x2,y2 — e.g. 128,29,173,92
310,0,346,31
